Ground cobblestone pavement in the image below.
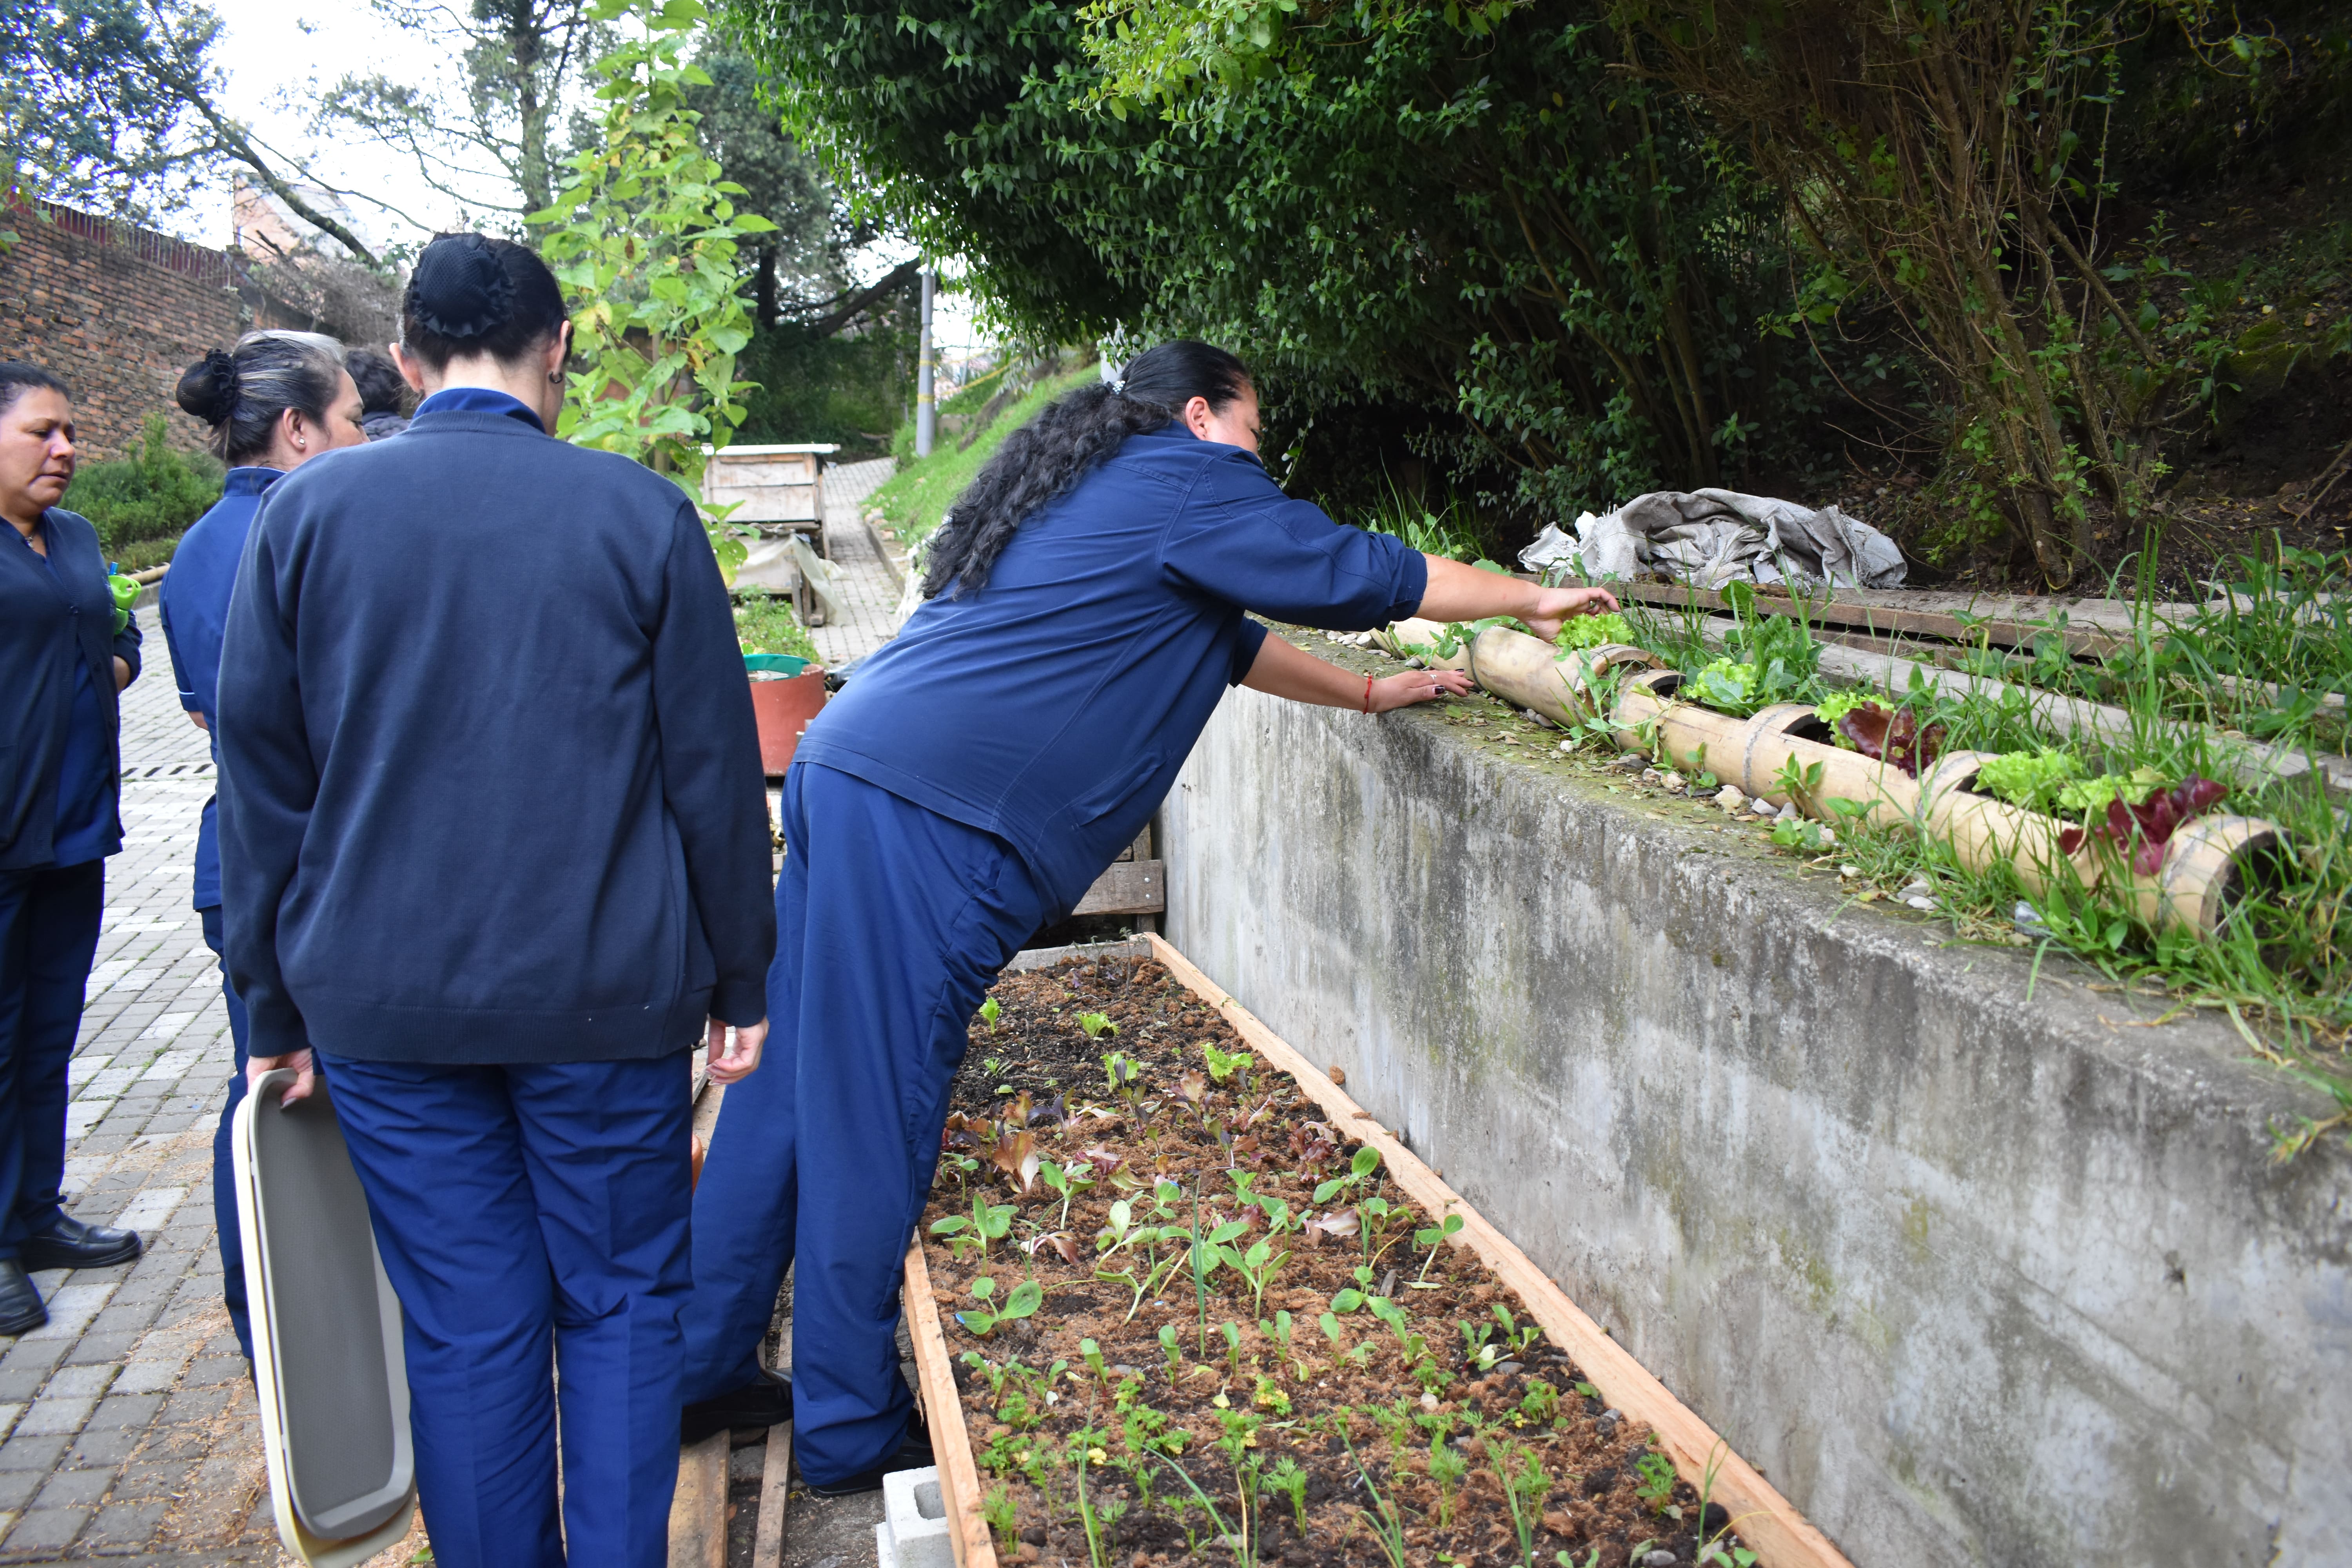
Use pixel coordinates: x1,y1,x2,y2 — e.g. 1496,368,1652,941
809,458,898,670
0,661,407,1564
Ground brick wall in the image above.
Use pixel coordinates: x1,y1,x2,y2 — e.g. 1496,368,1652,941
0,200,250,459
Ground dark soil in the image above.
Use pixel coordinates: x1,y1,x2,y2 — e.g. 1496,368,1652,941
926,955,1749,1568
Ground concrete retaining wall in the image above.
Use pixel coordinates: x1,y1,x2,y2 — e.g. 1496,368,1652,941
1161,656,2350,1568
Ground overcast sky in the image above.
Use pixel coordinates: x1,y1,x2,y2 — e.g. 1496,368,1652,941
190,0,991,355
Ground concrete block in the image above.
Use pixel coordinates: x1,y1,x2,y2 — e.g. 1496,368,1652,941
872,1465,952,1568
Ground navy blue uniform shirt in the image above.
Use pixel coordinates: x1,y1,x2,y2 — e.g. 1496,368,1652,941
160,467,285,909
799,424,1426,909
1,508,142,870
216,390,775,1066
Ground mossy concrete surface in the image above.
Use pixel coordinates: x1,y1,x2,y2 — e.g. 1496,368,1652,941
1161,670,2350,1568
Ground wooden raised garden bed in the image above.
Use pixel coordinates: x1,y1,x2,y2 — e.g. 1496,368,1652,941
900,935,1850,1568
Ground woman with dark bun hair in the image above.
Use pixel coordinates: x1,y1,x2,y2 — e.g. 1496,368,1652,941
0,361,148,1339
157,328,364,1370
213,232,773,1566
680,339,1619,1494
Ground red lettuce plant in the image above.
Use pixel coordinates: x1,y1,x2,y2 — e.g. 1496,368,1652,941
1836,702,1947,777
2058,776,2229,874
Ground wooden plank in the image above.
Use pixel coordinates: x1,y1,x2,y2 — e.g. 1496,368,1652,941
666,1430,729,1568
1143,933,1857,1568
1608,578,2132,656
748,1424,792,1568
903,1236,997,1568
1069,858,1164,917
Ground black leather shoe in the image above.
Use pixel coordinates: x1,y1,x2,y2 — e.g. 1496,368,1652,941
802,1418,933,1497
19,1213,142,1272
680,1367,793,1446
0,1259,47,1336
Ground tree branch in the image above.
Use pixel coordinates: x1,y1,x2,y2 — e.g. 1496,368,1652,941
773,259,919,336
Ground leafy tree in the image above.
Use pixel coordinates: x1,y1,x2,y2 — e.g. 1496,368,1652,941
532,0,776,576
1,0,384,260
313,0,614,224
729,0,1791,512
0,0,218,221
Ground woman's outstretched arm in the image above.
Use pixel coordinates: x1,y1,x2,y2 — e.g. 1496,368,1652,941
1416,557,1619,639
1241,631,1474,712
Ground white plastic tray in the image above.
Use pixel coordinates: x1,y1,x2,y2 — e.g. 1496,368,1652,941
232,1067,417,1565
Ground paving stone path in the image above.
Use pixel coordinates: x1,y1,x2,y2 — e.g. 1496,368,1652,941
0,457,906,1564
809,458,901,670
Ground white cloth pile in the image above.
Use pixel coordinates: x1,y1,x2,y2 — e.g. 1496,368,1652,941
1519,489,1907,590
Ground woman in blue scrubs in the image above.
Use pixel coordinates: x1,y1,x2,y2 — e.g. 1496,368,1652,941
158,330,367,1365
0,362,148,1336
682,341,1619,1490
218,233,774,1568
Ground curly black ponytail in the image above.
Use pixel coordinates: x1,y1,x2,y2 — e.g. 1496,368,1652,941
920,340,1253,599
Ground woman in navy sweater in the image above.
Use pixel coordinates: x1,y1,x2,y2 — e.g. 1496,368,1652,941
158,329,366,1367
216,235,775,1567
681,341,1619,1491
0,362,147,1336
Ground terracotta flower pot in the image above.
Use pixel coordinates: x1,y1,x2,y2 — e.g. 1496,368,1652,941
745,656,827,776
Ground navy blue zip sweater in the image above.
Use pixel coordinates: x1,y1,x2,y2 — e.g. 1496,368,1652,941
1,508,142,870
799,425,1425,911
215,401,775,1065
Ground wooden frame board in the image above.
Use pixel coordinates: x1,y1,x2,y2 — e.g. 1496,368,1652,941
897,932,1855,1568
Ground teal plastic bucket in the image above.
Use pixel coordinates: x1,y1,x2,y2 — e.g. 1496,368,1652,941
744,654,813,678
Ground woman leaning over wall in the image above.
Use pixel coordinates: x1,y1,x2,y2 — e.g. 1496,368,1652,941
679,340,1622,1491
0,361,148,1336
158,330,366,1369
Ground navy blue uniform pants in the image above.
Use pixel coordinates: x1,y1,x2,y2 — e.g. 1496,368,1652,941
320,1051,694,1568
0,862,102,1260
679,763,1054,1486
197,906,253,1358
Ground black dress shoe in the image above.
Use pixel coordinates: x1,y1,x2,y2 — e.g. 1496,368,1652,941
680,1367,793,1446
19,1214,142,1272
0,1259,48,1336
802,1418,933,1497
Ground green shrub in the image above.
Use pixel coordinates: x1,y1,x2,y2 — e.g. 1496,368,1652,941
65,415,223,571
734,593,820,661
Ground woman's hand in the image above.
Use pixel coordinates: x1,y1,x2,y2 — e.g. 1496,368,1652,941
706,1016,767,1085
247,1048,318,1107
1368,669,1474,711
1417,556,1619,640
1242,633,1472,712
1517,585,1621,643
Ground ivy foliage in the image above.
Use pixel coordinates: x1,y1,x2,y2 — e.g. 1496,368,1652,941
729,0,1798,511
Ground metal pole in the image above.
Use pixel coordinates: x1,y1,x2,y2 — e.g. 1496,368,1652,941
915,268,936,458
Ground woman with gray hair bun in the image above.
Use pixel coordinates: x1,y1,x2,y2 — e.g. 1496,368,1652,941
158,328,366,1370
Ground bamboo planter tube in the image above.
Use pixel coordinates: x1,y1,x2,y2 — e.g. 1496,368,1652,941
1465,626,1662,726
1376,620,2287,938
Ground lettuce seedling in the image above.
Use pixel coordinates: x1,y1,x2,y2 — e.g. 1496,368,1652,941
978,996,1002,1033
1202,1041,1253,1084
1220,1235,1291,1318
1077,1012,1117,1039
1314,1144,1382,1205
956,1275,1043,1336
1040,1159,1094,1228
1414,1212,1466,1283
1157,1322,1184,1380
930,1194,1014,1259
